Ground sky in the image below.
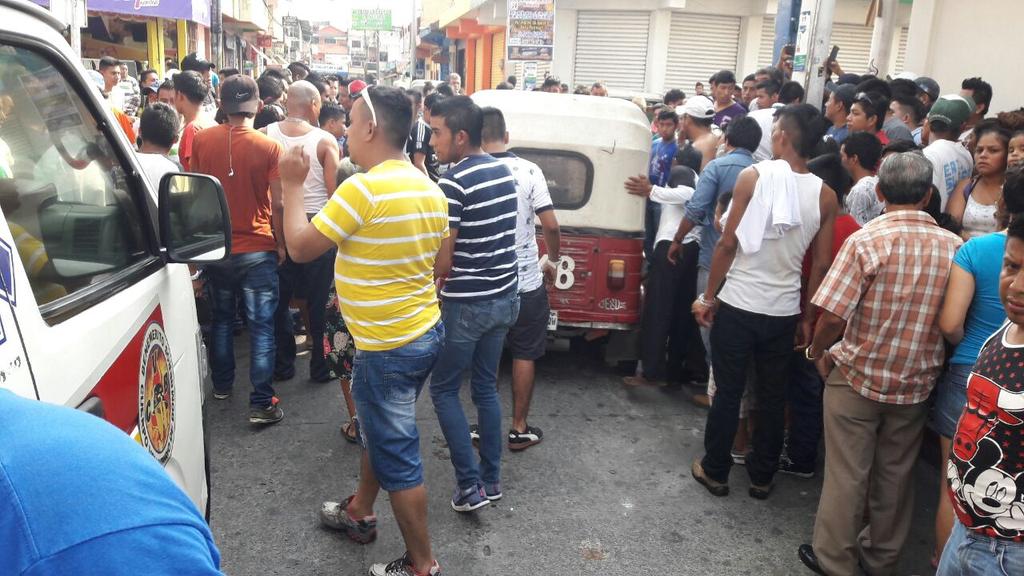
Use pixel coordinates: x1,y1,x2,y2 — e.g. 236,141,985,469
275,0,417,28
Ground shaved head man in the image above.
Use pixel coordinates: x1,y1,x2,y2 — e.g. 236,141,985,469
262,79,341,384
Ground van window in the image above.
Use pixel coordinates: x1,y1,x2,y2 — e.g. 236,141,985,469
509,148,593,210
0,43,151,316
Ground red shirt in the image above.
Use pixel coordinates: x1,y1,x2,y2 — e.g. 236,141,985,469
801,213,861,309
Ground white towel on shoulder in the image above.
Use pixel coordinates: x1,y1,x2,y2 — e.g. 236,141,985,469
724,159,803,254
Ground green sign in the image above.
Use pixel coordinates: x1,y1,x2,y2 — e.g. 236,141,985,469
352,9,392,31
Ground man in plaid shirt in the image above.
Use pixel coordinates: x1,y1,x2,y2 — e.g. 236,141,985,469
798,152,963,576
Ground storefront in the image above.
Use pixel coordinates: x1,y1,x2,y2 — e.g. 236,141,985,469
33,0,211,76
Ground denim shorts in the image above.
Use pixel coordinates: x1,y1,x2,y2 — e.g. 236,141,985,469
932,363,973,438
350,322,444,492
937,519,1024,576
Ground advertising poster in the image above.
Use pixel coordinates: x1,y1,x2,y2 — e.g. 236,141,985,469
507,0,555,62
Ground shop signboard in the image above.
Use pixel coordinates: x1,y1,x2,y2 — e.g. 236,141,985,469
352,9,392,32
507,0,554,62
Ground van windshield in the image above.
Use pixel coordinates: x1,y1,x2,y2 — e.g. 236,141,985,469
509,148,593,210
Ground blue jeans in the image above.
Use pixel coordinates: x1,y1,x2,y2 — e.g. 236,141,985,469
430,291,520,490
938,519,1024,576
352,323,444,492
206,251,279,408
932,363,973,439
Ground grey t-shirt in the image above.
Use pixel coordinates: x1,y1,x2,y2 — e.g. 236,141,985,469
883,116,914,144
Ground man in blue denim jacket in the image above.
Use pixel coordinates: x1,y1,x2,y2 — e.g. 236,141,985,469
667,116,762,292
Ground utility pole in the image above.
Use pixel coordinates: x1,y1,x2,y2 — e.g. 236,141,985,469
867,0,897,78
211,0,223,68
791,0,836,110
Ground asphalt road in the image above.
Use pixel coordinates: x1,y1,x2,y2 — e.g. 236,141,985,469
207,337,936,576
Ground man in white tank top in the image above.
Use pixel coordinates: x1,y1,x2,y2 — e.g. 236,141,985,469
263,81,341,383
690,104,838,500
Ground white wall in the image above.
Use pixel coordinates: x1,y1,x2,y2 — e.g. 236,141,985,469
906,0,1022,114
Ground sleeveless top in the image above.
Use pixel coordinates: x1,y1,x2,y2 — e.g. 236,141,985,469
961,179,1000,239
266,122,331,213
718,171,823,317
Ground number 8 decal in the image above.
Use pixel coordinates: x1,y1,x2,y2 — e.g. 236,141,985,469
555,256,575,290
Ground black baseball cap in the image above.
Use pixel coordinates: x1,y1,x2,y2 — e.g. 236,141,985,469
915,76,940,101
181,52,213,72
220,75,259,115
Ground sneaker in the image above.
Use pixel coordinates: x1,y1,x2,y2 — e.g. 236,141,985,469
213,390,231,400
483,482,502,501
368,552,441,576
731,449,746,465
319,495,377,543
778,458,816,479
469,424,480,443
451,484,490,513
249,402,284,425
749,481,774,500
508,426,543,451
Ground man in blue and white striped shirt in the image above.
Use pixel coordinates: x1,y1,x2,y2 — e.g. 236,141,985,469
429,96,521,513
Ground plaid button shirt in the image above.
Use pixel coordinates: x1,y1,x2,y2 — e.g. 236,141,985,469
811,210,963,404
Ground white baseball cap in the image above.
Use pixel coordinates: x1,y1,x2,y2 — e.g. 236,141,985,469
676,95,715,120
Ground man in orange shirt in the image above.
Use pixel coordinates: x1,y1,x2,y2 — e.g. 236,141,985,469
173,71,217,169
191,75,286,426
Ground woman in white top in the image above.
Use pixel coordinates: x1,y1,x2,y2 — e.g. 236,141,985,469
946,123,1010,239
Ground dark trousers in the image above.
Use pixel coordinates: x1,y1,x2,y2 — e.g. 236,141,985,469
702,302,798,486
643,200,661,261
274,246,336,380
785,351,824,469
639,240,704,381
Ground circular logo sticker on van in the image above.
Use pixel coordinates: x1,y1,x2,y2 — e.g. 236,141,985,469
138,322,175,463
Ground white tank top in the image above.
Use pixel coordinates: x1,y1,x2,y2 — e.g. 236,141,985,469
266,122,331,213
718,171,823,317
961,193,999,239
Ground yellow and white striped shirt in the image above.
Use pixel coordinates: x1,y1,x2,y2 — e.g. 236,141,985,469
312,159,449,351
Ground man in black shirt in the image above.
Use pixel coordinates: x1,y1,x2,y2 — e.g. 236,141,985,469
406,89,439,181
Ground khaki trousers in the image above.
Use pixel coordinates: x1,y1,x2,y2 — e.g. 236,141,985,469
812,371,928,576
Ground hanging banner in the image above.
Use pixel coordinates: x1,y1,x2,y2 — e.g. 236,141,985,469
32,0,212,27
792,8,814,75
507,0,554,62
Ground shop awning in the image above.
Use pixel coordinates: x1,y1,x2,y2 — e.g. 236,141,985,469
32,0,210,27
223,14,264,34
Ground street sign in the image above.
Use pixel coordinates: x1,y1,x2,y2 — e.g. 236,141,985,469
507,0,554,62
352,9,392,31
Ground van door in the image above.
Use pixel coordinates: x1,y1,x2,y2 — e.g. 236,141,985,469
0,32,208,508
0,236,36,400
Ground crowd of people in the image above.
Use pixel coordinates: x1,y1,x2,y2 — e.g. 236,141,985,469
81,47,1024,575
93,53,562,576
621,59,1024,575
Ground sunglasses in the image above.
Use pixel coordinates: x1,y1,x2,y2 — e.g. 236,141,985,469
355,88,377,127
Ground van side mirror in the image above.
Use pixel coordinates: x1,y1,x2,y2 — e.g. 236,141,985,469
158,173,231,263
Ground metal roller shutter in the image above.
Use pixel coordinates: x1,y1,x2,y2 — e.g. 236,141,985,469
832,22,875,75
893,26,909,74
491,31,505,88
759,16,776,69
665,12,741,95
573,10,650,92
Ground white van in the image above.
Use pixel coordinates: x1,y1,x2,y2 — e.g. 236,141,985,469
0,0,231,516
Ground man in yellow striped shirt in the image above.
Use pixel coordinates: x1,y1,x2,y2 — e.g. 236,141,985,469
279,86,447,576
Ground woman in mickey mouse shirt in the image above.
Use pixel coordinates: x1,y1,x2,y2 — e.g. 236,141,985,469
940,216,1024,575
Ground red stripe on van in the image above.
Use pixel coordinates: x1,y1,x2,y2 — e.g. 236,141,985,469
88,307,164,433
